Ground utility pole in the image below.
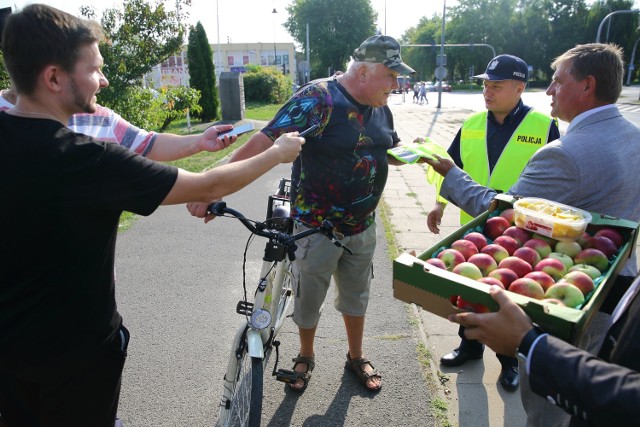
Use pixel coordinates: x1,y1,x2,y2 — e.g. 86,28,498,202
437,0,446,109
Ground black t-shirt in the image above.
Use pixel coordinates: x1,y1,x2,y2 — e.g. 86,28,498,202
0,112,177,377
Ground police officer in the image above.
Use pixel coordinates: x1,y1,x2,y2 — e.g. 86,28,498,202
428,54,560,391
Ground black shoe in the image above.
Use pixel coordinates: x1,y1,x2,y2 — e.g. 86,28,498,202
440,348,482,367
499,365,519,391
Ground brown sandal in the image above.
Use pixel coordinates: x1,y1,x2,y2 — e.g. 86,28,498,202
288,354,315,393
345,352,382,391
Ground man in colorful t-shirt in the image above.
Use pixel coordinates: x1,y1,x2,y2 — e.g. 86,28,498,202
222,35,415,392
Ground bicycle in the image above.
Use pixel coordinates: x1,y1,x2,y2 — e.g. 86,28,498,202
212,178,351,427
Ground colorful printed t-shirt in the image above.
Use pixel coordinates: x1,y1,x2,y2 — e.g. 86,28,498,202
262,77,400,236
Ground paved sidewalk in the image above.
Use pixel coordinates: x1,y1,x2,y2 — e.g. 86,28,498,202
384,98,528,427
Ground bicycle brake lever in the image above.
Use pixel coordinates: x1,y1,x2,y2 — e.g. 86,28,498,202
320,220,353,254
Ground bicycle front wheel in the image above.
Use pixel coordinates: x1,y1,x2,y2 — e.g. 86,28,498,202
220,350,264,427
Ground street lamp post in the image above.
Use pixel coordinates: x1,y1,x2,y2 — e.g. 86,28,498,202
272,8,278,68
437,0,446,109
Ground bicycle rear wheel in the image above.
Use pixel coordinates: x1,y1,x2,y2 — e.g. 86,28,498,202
219,347,264,427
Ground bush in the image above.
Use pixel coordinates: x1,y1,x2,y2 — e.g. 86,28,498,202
243,66,292,104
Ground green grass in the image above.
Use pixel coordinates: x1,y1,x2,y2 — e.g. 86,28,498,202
245,101,283,121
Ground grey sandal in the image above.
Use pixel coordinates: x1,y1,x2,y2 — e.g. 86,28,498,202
288,354,315,393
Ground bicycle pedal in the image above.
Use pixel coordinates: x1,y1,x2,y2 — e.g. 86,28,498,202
236,300,254,316
274,368,300,384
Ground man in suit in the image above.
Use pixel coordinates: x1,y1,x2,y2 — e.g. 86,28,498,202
431,54,560,392
425,43,640,425
449,275,640,426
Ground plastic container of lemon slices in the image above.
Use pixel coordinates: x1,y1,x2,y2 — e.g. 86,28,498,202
513,197,592,241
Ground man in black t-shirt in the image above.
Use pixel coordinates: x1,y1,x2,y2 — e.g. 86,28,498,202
0,5,304,426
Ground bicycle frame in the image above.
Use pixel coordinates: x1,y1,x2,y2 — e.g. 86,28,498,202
214,178,348,427
216,180,295,427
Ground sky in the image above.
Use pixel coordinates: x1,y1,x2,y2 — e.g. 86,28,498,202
2,0,454,46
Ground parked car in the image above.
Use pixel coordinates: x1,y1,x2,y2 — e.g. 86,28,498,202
425,81,435,92
435,81,452,92
393,76,413,93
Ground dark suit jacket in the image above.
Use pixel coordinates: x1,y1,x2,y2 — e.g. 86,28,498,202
528,275,640,426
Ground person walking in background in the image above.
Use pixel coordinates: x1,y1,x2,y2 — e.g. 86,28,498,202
0,5,304,426
419,81,428,104
190,34,415,393
412,82,420,103
425,43,640,426
428,54,560,392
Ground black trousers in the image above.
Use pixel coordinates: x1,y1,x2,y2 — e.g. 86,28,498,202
458,325,518,368
0,325,129,427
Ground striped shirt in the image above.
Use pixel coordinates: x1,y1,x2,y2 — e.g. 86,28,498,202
0,97,156,156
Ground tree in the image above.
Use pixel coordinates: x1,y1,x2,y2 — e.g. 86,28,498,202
243,65,293,104
187,22,218,121
157,85,202,131
284,0,376,79
80,0,191,123
0,52,9,89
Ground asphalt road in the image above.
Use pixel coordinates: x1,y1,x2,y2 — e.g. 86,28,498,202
115,164,437,426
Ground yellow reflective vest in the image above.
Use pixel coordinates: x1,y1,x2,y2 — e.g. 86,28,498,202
458,109,555,224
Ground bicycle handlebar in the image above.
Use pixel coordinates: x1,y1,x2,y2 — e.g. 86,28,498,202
208,201,352,256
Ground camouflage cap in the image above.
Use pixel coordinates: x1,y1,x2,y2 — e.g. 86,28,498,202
352,35,415,74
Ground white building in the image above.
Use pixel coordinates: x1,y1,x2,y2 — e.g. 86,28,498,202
146,41,297,89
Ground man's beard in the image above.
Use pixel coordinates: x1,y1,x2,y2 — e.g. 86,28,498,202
70,78,97,114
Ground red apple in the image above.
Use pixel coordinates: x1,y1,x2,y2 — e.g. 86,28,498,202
545,282,585,308
513,246,541,268
561,271,595,296
585,236,618,259
467,253,498,276
488,268,519,289
484,216,511,240
464,232,488,251
534,257,566,281
437,248,466,271
499,256,533,278
503,226,531,246
509,277,545,299
532,233,558,247
548,252,574,271
481,244,510,264
425,258,447,270
456,296,490,313
555,240,583,259
574,248,609,272
493,235,520,255
524,271,556,291
452,262,483,280
523,238,552,259
594,227,624,249
477,277,505,289
451,239,479,260
568,263,602,280
576,232,592,248
500,208,515,225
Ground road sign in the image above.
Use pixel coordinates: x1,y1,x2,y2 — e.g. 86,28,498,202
435,66,448,80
